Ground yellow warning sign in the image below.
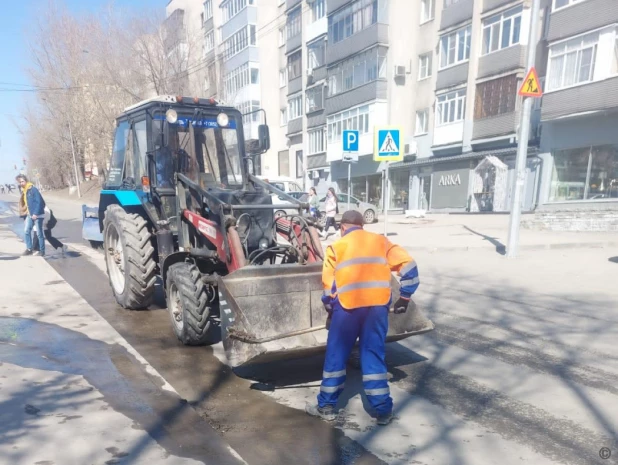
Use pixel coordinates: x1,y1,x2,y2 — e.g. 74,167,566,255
518,67,543,98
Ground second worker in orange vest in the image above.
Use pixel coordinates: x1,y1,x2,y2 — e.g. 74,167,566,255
305,210,420,426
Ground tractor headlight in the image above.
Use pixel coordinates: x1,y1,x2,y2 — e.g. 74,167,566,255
258,237,270,250
217,112,229,127
165,109,178,124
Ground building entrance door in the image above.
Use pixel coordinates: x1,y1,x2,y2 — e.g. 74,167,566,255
419,175,432,210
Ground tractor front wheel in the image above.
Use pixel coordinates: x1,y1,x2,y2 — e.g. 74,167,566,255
103,205,157,309
166,262,218,345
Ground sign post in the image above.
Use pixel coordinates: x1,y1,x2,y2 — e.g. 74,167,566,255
342,130,359,213
374,127,404,236
507,0,542,258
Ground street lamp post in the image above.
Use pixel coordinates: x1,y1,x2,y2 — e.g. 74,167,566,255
68,119,82,198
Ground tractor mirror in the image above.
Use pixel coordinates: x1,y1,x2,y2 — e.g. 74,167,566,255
258,124,270,153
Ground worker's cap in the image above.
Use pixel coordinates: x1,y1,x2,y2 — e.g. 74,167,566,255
340,210,364,227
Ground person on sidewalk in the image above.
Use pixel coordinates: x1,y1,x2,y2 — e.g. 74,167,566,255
16,174,46,256
306,210,420,426
307,187,320,219
320,188,339,239
31,206,67,256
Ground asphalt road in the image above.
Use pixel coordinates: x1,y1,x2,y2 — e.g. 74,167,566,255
2,192,618,465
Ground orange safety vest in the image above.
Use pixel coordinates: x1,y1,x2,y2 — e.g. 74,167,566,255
322,228,412,310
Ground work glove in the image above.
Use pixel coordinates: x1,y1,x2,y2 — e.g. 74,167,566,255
393,297,410,314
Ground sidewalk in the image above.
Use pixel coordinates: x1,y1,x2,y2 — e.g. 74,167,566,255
0,206,246,465
323,214,618,253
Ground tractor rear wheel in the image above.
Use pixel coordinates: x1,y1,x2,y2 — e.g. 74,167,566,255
166,262,218,345
103,205,157,309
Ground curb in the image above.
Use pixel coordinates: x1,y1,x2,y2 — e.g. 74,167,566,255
407,241,618,254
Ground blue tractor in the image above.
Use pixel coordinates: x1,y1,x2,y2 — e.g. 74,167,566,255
82,96,434,367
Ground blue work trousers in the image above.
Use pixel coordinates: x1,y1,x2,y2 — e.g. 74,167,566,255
317,304,393,416
25,216,45,255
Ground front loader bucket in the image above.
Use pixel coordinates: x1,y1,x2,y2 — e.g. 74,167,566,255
217,264,434,367
82,205,103,244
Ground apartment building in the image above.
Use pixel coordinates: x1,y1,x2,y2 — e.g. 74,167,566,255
530,0,618,229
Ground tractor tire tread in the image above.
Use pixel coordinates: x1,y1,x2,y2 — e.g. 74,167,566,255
103,205,157,310
166,262,216,345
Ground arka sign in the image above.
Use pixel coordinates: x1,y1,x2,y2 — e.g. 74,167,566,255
438,173,462,187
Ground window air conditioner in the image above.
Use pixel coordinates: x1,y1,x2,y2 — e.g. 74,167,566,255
394,65,407,77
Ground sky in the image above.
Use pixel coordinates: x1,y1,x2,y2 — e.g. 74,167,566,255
0,0,166,184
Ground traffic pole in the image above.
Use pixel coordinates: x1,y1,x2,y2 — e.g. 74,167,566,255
383,162,389,236
506,0,540,258
347,160,351,212
68,119,82,199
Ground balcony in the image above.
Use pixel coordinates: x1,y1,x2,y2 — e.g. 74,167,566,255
308,153,328,168
204,16,214,32
328,0,353,13
440,0,474,31
436,62,469,90
288,76,302,95
433,122,464,147
286,33,302,53
472,112,519,141
547,0,618,43
221,7,257,41
307,111,326,129
286,0,302,10
482,0,523,14
542,77,618,121
478,45,525,79
325,80,387,115
287,117,303,135
326,23,388,65
307,17,327,43
307,67,327,86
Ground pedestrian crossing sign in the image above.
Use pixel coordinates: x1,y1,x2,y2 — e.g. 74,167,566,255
374,127,403,162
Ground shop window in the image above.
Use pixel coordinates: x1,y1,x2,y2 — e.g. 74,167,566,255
389,170,410,210
550,145,618,201
474,75,517,119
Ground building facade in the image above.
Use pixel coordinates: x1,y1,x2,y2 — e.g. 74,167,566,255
162,0,618,228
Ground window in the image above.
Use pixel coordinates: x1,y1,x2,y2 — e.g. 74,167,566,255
288,94,303,120
548,32,598,91
482,7,522,55
415,109,429,135
287,7,302,39
279,27,286,46
327,104,371,142
296,150,304,178
436,89,466,126
205,31,215,54
328,0,378,45
279,151,290,177
279,68,287,88
439,25,471,69
306,86,324,113
224,63,259,97
238,100,261,125
550,145,618,201
308,127,327,154
307,40,325,70
474,75,518,119
312,0,326,21
223,0,254,23
553,0,585,10
327,47,387,96
418,53,432,80
280,108,288,126
204,0,213,20
288,50,302,80
223,25,256,60
421,0,434,23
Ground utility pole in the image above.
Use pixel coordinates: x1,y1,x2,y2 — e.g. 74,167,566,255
506,0,541,258
68,119,82,199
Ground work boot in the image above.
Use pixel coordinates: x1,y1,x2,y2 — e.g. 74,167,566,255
305,403,337,421
376,412,393,426
22,249,32,256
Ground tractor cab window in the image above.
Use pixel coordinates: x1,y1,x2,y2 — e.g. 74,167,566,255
195,126,242,188
107,121,130,188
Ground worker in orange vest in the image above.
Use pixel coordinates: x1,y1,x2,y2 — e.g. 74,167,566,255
305,210,420,426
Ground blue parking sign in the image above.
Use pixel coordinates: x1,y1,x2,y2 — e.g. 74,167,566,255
343,130,359,152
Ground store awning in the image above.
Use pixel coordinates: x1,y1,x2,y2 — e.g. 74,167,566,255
390,147,538,169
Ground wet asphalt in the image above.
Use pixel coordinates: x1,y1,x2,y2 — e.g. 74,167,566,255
0,198,387,465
